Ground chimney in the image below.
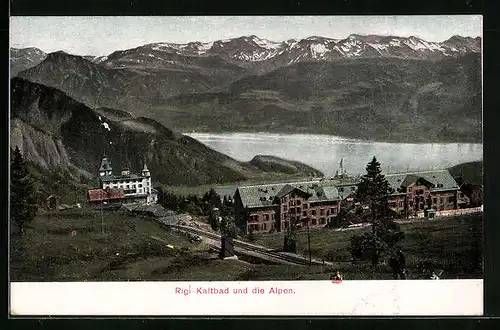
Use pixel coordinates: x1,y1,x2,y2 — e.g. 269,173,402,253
121,168,130,176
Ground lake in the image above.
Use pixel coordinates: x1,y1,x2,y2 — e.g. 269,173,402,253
186,132,483,177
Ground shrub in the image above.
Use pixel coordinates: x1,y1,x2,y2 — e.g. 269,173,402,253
349,232,387,262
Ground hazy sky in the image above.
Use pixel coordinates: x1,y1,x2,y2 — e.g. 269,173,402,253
10,16,482,56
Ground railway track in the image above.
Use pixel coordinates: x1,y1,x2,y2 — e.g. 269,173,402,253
171,224,315,266
205,243,301,265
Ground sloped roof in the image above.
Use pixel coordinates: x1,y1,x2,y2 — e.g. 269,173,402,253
99,157,113,172
276,184,310,198
386,170,459,192
400,174,436,188
321,186,342,200
218,176,360,203
122,203,172,217
236,180,343,208
326,176,362,186
236,183,290,208
98,157,149,182
87,188,125,202
275,184,295,198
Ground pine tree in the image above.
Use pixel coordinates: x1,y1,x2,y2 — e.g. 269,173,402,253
10,146,38,235
356,157,392,219
208,207,220,231
203,189,222,208
353,157,403,265
220,215,237,239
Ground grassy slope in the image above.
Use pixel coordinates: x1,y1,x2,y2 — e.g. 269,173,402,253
253,213,483,279
10,210,482,281
10,210,252,281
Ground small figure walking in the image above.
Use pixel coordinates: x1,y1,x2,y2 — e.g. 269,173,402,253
334,271,343,281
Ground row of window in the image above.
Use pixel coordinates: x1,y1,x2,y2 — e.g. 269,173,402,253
105,179,150,185
435,196,455,204
389,195,457,209
286,207,338,216
106,182,149,190
248,223,272,232
280,217,327,230
249,214,276,222
301,218,327,226
104,185,150,195
288,199,302,206
409,185,446,193
407,196,455,207
248,215,333,231
281,194,308,203
250,206,340,220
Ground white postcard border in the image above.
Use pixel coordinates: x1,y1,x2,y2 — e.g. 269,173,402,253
10,279,483,316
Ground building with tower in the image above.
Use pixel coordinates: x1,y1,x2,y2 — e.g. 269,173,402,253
231,157,471,234
233,159,359,234
87,155,158,206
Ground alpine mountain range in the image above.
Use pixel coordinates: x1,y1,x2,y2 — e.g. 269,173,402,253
12,34,481,74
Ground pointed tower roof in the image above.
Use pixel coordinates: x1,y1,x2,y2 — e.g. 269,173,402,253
143,163,149,172
99,156,113,172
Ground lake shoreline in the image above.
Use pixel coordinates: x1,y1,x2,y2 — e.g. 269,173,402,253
185,132,483,178
183,130,483,145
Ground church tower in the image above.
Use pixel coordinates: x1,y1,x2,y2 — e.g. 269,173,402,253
142,163,151,178
142,162,152,198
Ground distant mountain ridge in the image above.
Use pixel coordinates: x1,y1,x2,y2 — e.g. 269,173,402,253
10,47,47,76
12,34,480,75
98,34,479,70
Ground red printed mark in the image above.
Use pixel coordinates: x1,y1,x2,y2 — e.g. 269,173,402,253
332,280,342,284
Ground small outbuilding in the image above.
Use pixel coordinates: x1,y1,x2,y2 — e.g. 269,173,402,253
87,188,125,207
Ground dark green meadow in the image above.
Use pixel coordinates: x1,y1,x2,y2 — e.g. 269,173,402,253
10,209,482,281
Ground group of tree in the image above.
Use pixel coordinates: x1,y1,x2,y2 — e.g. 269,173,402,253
157,187,234,216
157,187,238,237
10,146,38,235
219,215,238,239
348,157,405,269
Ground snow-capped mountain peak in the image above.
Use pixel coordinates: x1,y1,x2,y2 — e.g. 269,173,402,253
309,43,329,58
147,40,215,55
249,36,282,50
51,34,480,74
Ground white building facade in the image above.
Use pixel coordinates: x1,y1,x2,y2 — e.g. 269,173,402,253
98,156,158,204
